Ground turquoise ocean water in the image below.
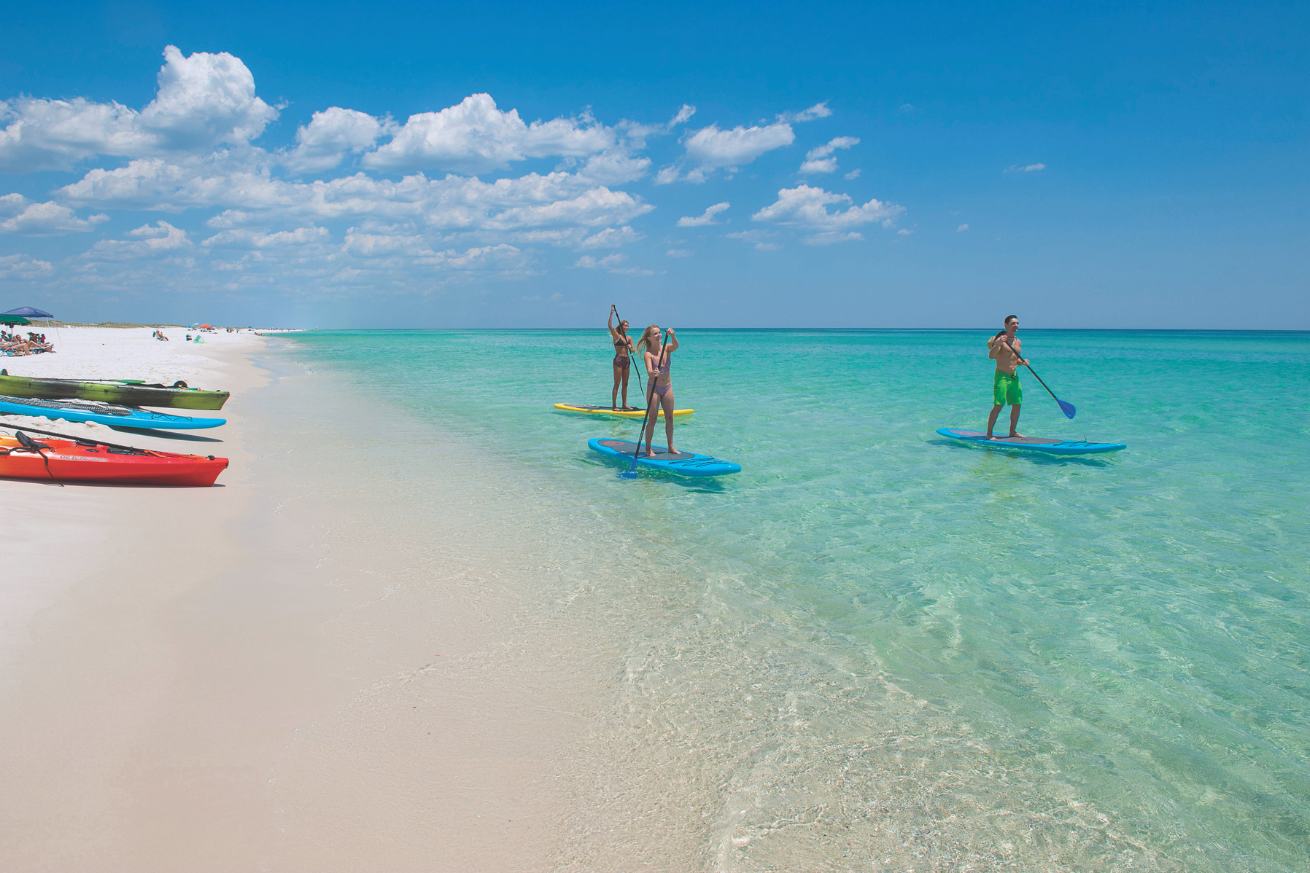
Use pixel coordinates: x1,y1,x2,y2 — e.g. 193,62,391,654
283,329,1309,870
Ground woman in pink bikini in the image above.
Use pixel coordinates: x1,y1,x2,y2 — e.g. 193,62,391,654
636,324,679,457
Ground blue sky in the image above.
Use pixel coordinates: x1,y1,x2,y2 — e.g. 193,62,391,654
1,0,1306,328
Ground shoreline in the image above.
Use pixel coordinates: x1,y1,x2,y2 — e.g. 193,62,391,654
0,328,606,871
4,328,1305,871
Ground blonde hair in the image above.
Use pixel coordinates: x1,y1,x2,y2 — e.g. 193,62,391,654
637,324,661,354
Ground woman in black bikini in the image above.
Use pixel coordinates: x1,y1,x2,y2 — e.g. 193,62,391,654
607,306,637,409
637,324,679,457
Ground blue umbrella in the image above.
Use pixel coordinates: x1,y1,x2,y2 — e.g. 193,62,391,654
2,306,54,318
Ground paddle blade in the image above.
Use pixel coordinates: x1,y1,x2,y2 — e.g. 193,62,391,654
1058,398,1076,419
617,470,639,479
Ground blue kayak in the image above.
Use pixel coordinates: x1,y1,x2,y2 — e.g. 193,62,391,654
588,437,741,476
937,428,1125,455
0,395,225,430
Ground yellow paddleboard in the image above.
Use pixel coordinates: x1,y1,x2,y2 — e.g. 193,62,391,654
554,403,693,419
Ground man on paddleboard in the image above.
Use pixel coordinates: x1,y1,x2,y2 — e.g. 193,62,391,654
986,314,1028,439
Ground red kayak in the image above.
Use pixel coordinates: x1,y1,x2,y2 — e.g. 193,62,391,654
0,429,228,486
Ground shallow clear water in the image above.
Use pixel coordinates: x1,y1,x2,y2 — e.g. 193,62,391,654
287,329,1310,870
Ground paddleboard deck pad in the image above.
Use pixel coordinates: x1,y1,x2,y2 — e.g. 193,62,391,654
0,395,226,430
588,437,740,476
937,428,1125,455
556,403,692,419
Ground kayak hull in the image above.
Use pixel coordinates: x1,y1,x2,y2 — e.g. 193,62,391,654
588,437,740,476
555,403,692,419
0,435,227,486
937,428,1125,455
0,396,225,429
0,374,229,409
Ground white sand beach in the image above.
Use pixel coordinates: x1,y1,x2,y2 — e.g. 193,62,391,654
0,327,599,872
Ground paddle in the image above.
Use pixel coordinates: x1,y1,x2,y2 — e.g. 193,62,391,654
997,334,1076,419
619,328,672,479
611,305,644,406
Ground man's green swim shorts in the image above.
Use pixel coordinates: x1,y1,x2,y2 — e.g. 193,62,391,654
993,370,1022,406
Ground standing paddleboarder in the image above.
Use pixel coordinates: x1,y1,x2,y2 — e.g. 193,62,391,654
608,306,637,409
637,324,679,457
986,314,1029,439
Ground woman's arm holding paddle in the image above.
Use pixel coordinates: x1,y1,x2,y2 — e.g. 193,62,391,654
665,328,679,355
607,306,620,342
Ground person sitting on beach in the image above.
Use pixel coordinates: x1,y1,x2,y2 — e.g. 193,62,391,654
637,324,679,458
607,306,637,409
986,314,1029,439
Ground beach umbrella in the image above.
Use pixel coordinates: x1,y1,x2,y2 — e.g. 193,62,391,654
200,323,213,329
2,306,59,347
0,315,31,325
2,306,54,318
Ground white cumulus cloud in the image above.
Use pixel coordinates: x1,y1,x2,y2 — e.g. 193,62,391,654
0,56,886,294
0,45,276,171
575,253,625,269
285,108,391,173
202,225,330,249
572,148,651,186
0,194,108,234
137,45,278,152
752,184,903,242
676,202,730,227
578,225,642,249
0,253,54,278
780,102,832,123
674,121,793,182
799,136,859,174
364,93,614,174
89,220,191,258
59,158,654,233
658,102,831,184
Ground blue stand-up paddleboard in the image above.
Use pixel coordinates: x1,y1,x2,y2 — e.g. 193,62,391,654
0,395,226,430
588,437,741,477
937,428,1124,455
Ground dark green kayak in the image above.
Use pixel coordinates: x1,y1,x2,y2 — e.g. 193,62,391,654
0,373,229,410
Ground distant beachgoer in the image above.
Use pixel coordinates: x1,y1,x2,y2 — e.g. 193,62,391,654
607,306,637,409
986,314,1028,438
637,324,679,457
